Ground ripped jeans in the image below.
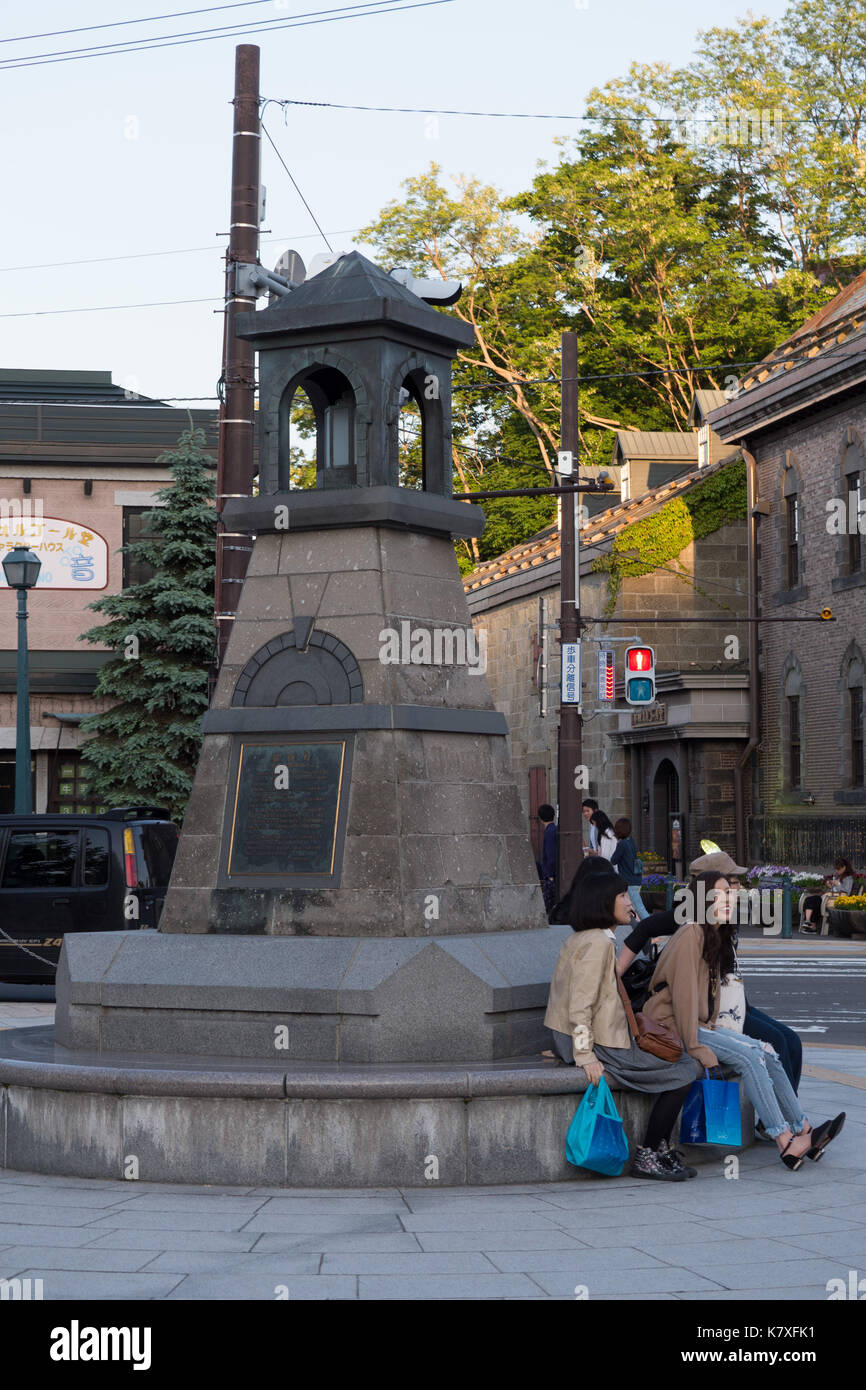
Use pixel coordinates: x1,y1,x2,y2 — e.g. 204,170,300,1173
697,1027,808,1140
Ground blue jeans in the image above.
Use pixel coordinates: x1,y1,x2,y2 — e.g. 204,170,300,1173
697,1026,808,1140
743,1005,802,1093
627,885,649,920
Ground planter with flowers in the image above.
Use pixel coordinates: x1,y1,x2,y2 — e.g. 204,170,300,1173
827,894,866,938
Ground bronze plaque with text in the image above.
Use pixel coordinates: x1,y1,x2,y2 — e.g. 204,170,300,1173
227,741,347,878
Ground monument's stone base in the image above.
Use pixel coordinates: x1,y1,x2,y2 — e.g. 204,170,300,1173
0,1027,754,1187
55,928,573,1063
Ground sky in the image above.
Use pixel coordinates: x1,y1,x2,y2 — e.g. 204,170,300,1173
0,0,794,407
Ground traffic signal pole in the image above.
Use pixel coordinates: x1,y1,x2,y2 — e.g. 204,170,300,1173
557,330,583,896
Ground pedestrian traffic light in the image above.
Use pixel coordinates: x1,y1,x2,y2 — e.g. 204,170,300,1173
624,646,655,705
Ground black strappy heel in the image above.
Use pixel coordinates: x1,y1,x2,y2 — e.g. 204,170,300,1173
779,1135,806,1171
806,1113,846,1162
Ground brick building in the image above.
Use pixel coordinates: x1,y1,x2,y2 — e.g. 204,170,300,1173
0,370,217,813
709,271,866,867
464,451,750,876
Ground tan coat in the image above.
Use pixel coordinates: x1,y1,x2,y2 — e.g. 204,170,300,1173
544,928,631,1067
641,921,720,1069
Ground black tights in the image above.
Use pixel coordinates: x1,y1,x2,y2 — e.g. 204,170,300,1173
643,1082,694,1150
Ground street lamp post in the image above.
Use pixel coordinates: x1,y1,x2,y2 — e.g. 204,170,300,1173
2,546,42,814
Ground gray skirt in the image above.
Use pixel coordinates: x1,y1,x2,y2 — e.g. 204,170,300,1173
550,1029,699,1093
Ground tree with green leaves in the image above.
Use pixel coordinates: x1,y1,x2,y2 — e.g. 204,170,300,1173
78,428,216,822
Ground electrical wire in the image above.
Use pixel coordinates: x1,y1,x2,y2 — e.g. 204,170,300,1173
0,1,278,45
0,0,454,71
0,230,362,275
260,120,333,252
0,296,220,319
272,97,816,127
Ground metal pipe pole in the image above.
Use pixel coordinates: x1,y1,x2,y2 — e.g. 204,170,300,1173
14,588,32,814
557,331,584,896
215,43,260,666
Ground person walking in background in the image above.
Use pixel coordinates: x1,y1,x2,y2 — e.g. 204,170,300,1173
611,817,649,921
641,870,844,1170
545,872,700,1181
590,809,618,861
538,804,558,917
582,799,599,852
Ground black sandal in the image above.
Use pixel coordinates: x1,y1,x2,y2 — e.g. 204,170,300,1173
806,1113,846,1162
779,1135,806,1170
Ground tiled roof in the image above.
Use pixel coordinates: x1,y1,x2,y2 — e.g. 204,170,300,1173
713,269,866,414
463,452,741,596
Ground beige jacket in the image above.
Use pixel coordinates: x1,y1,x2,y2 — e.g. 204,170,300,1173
544,928,631,1067
641,921,720,1069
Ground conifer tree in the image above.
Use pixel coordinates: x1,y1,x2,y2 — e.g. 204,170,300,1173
79,428,216,821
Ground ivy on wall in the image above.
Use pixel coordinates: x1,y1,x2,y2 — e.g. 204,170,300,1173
590,458,748,615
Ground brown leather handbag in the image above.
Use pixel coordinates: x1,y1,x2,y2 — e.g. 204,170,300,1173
616,976,683,1062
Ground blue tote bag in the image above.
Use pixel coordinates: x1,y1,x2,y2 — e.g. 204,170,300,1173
566,1076,629,1176
680,1069,742,1146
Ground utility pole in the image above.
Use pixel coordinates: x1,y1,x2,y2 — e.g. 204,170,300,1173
557,329,584,896
215,43,260,668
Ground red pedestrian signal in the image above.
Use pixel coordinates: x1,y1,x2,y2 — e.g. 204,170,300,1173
625,646,655,704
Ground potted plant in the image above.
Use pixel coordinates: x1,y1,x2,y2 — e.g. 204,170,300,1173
827,894,866,938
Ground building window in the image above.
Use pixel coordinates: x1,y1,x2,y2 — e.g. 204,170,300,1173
848,472,862,573
122,506,162,588
788,694,801,788
785,494,800,588
697,424,710,468
851,686,864,787
49,754,106,815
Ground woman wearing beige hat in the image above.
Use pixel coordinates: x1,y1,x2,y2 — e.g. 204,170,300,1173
615,850,803,1096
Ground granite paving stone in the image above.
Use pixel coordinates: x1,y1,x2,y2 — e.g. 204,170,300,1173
165,1274,357,1300
238,1213,403,1234
0,1224,114,1247
320,1252,499,1274
688,1258,848,1291
0,1205,110,1228
0,1246,162,1273
357,1273,544,1299
482,1248,668,1273
249,1232,422,1254
13,1270,188,1300
487,1267,725,1296
84,1211,264,1232
84,1230,262,1253
139,1250,322,1275
776,1231,866,1262
413,1231,590,1252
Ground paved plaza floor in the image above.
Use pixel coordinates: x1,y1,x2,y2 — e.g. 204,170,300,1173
0,1000,863,1300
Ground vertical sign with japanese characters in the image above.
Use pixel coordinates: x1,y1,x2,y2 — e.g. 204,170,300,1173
0,517,108,589
561,641,581,705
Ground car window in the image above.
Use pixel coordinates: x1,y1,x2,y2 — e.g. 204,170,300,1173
134,823,178,888
83,828,111,886
1,831,79,888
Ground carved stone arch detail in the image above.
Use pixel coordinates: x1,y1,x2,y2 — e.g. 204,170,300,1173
387,350,448,493
232,629,364,708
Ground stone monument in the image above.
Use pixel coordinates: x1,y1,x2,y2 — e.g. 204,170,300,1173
56,252,563,1066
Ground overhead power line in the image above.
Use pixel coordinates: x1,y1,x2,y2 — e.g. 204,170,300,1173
0,229,361,275
272,97,816,126
0,1,277,45
0,0,454,71
0,296,221,319
260,120,334,252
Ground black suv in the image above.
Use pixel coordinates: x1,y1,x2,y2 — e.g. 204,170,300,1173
0,807,179,982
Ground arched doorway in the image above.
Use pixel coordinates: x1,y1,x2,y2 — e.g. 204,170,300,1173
653,758,680,871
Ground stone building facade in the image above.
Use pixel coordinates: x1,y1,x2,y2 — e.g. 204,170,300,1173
464,455,750,878
709,271,866,867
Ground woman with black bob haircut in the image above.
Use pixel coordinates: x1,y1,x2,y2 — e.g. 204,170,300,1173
544,871,701,1180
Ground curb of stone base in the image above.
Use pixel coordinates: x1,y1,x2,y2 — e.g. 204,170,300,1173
0,1026,595,1101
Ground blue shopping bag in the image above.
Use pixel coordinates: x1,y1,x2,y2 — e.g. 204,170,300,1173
680,1070,742,1147
566,1076,629,1176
